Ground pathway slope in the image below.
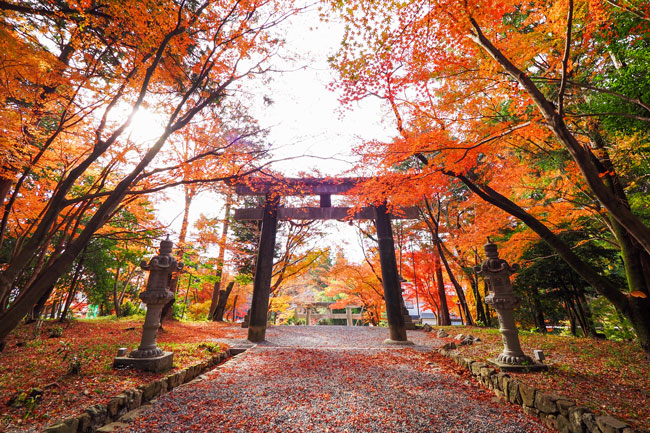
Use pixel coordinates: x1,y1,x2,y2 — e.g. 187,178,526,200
124,326,550,433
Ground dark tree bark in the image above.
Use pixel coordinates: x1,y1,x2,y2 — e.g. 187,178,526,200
530,287,547,334
214,281,235,322
469,273,488,324
27,288,52,323
209,197,232,320
434,255,451,326
421,198,473,325
59,251,86,322
230,294,238,321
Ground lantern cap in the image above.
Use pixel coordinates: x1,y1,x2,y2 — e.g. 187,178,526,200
159,235,173,255
484,236,499,258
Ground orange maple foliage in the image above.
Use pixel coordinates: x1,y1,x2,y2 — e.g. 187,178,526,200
329,0,650,355
326,252,386,325
0,0,301,342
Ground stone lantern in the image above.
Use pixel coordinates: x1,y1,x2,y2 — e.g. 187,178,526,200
113,236,183,372
475,238,545,371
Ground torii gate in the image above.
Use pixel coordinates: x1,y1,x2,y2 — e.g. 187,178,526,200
233,177,419,344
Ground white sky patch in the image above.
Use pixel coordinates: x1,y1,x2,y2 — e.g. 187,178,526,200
154,5,396,263
125,108,167,144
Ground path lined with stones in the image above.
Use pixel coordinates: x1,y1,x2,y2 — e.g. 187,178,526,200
122,326,550,433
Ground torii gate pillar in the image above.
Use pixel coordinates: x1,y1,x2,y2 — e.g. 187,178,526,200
375,203,412,344
247,194,279,342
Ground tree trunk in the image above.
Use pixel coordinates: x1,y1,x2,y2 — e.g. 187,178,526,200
469,273,487,324
434,255,452,326
628,296,650,360
59,252,86,322
118,266,136,307
574,289,597,338
421,197,474,325
531,288,547,334
567,299,577,337
230,294,238,321
209,197,232,320
0,178,11,214
475,249,492,327
436,239,474,325
590,128,650,302
214,281,235,322
112,266,122,318
28,289,51,323
162,187,194,322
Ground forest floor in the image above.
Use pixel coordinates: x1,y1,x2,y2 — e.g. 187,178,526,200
423,326,650,432
0,321,647,432
0,318,247,432
123,326,550,433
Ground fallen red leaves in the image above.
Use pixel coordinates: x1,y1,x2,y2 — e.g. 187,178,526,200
127,346,550,433
0,318,246,432
426,326,650,431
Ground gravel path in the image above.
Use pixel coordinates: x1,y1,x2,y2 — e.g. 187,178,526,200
124,326,550,433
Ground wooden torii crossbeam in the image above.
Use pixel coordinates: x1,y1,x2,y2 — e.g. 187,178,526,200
235,177,418,345
233,177,419,221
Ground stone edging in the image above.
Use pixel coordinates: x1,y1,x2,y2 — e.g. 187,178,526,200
437,348,636,433
43,349,236,433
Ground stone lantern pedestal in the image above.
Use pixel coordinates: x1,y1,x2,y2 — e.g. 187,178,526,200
475,239,546,372
113,237,183,373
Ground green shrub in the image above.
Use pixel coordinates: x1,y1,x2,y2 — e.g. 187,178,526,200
198,342,221,353
120,301,142,317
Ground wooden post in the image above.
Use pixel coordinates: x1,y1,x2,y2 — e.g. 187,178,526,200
247,194,279,342
306,307,312,326
320,194,331,207
374,203,411,343
346,306,353,326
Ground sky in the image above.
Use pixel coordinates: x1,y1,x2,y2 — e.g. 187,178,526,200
139,5,397,263
243,5,393,176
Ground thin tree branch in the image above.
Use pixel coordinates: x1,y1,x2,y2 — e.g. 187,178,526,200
558,0,573,116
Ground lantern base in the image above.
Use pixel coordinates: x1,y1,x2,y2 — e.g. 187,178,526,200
488,358,548,372
113,351,173,373
383,339,414,346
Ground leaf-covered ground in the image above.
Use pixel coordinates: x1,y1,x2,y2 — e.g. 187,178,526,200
0,318,247,432
2,321,646,432
124,326,550,433
424,326,650,431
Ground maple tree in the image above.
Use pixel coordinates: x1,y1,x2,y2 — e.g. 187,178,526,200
401,248,450,325
330,0,650,357
0,0,301,344
159,116,266,321
326,252,385,325
271,220,328,292
201,194,234,321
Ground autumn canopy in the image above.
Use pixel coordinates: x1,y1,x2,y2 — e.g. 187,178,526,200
0,0,649,361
